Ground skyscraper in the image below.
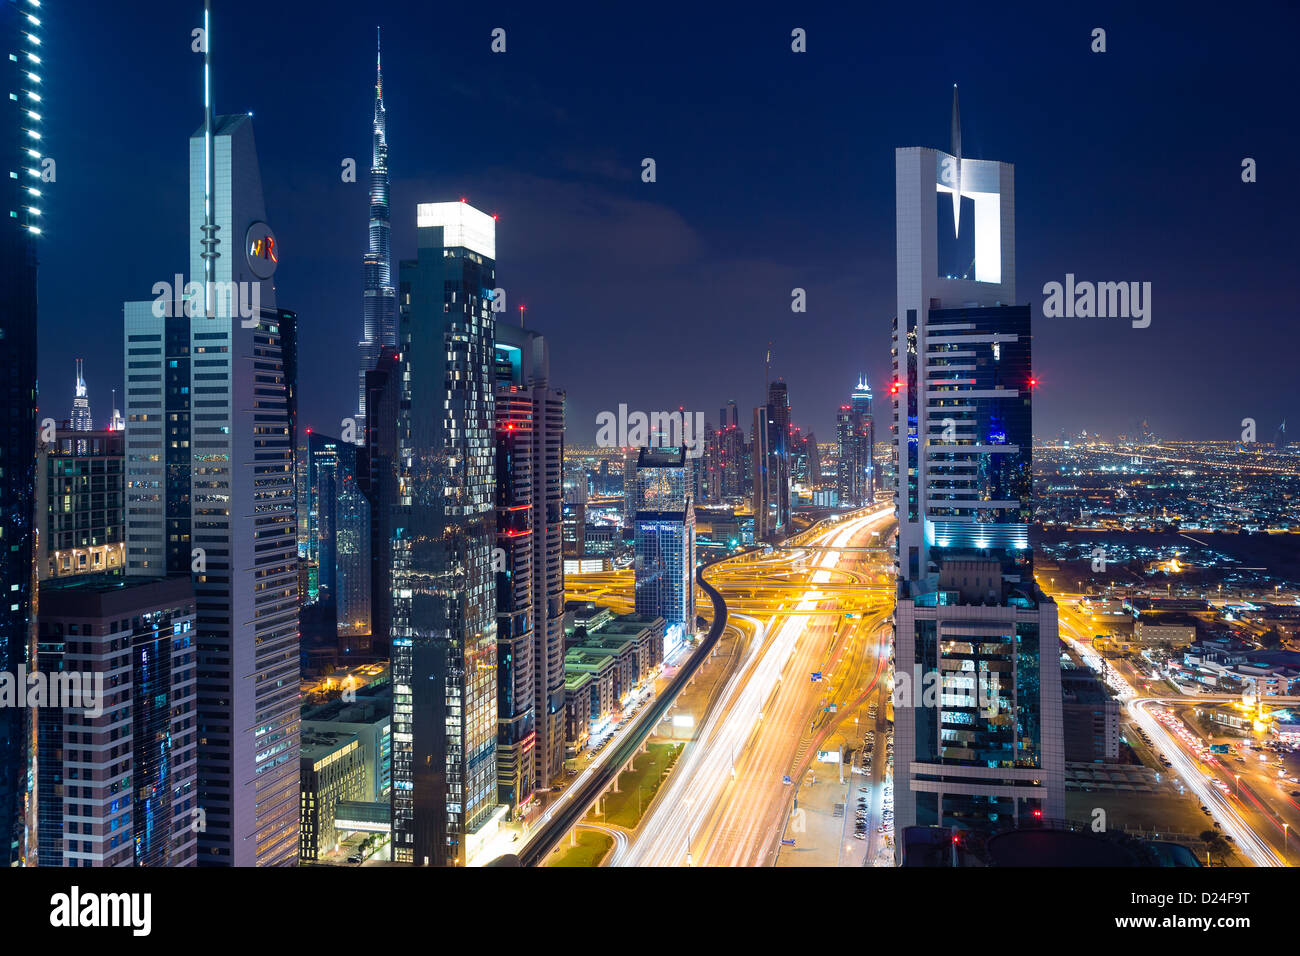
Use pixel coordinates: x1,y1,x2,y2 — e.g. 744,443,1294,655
717,415,745,501
389,201,499,866
493,387,536,815
37,575,198,866
123,21,300,864
494,324,567,806
304,432,340,606
356,29,395,429
334,443,372,656
752,384,791,541
836,376,874,507
70,358,93,432
0,0,43,867
768,380,791,515
890,91,1063,850
360,345,401,661
633,447,696,656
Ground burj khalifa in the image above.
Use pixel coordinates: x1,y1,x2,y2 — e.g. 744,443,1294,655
357,28,395,427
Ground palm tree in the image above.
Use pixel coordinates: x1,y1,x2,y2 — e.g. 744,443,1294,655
1200,830,1229,866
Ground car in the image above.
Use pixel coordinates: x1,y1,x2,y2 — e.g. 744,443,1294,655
1290,791,1300,798
346,855,362,864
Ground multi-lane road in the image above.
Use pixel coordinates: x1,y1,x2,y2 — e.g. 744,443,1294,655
611,506,894,866
1048,586,1292,866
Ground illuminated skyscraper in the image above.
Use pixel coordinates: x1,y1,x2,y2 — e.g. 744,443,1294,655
634,446,696,655
389,201,499,866
70,358,93,432
752,383,790,541
356,29,395,429
0,0,43,866
891,90,1062,851
37,575,198,866
836,376,874,507
494,325,567,811
123,11,300,865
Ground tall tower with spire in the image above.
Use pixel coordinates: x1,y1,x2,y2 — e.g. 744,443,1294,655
71,359,93,432
890,90,1062,851
123,0,300,866
357,28,395,426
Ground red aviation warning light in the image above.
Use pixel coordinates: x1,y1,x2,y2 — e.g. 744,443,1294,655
1028,376,1039,389
889,380,902,395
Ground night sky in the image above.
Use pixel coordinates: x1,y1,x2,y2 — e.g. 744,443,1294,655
35,0,1299,444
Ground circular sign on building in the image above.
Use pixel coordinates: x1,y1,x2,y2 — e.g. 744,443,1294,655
245,221,279,279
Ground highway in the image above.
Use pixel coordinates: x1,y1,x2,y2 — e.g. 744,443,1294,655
508,552,732,867
1047,586,1288,866
611,506,894,866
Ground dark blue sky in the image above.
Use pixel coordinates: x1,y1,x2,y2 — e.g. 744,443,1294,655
36,0,1299,443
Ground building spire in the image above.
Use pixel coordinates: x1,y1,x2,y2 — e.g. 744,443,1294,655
199,0,221,317
950,84,962,238
376,26,383,100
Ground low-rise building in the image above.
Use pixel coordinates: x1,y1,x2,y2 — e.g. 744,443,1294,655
300,730,367,862
1061,666,1119,763
1134,621,1197,645
301,692,392,803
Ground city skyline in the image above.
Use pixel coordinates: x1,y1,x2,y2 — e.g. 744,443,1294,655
5,0,1300,905
33,2,1297,447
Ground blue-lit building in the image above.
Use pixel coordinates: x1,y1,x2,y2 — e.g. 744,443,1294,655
634,447,696,655
334,453,372,655
0,0,43,866
37,575,198,866
388,201,499,866
493,325,568,813
890,93,1063,852
356,31,396,429
837,376,875,508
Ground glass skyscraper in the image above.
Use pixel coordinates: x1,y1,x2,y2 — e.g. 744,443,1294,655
494,325,567,809
0,0,42,866
389,201,498,866
124,102,301,866
836,376,874,508
890,98,1063,853
356,31,395,429
634,447,696,654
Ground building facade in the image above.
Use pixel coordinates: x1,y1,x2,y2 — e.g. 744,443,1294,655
37,575,198,866
633,447,696,655
389,202,499,866
124,107,300,866
837,376,874,508
37,428,125,581
0,0,43,866
890,98,1063,852
497,325,566,796
356,31,396,429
